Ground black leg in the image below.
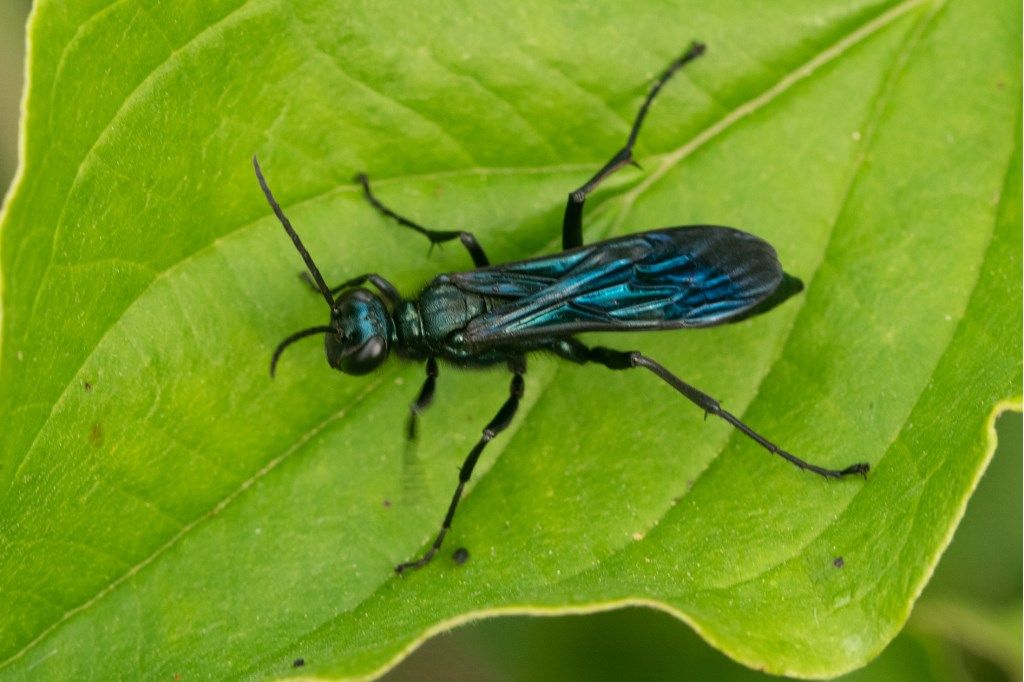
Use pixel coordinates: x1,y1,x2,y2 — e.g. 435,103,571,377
396,359,526,574
407,358,439,442
399,359,439,503
553,339,869,479
301,271,402,307
562,41,706,250
355,173,490,268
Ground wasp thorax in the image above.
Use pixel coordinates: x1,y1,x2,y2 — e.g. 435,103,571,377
326,288,393,375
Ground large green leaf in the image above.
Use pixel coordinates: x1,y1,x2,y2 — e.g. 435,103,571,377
382,412,1022,681
0,0,1018,679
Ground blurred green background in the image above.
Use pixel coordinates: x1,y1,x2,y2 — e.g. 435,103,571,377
0,3,1018,680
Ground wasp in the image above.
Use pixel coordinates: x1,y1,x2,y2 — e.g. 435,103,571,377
254,42,868,574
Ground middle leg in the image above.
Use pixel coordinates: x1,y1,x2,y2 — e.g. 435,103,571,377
396,357,526,574
355,174,490,268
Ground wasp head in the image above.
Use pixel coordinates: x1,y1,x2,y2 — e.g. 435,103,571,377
254,156,396,379
326,288,392,375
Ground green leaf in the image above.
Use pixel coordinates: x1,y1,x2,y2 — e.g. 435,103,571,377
383,413,1023,681
0,0,1018,679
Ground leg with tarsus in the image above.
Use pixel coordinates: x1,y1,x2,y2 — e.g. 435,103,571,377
355,173,490,268
562,41,706,250
400,358,439,503
300,271,402,306
407,358,439,442
555,340,869,478
396,360,526,574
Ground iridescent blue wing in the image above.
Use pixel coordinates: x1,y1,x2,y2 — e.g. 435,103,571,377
448,226,783,347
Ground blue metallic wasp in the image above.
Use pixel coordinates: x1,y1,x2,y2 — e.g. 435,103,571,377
254,42,869,574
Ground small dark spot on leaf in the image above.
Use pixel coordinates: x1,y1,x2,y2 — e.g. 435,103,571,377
382,499,391,508
833,556,844,569
996,80,1005,89
452,547,469,565
292,658,305,668
83,381,93,392
90,423,104,447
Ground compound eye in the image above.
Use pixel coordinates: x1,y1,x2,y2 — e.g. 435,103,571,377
340,334,387,375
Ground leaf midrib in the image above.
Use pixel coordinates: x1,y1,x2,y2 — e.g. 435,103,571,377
240,1,939,673
635,0,945,596
448,0,933,598
0,0,926,669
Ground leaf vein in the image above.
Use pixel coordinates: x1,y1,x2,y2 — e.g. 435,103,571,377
0,373,391,670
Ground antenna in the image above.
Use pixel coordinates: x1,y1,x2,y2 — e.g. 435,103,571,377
252,155,334,309
270,325,335,377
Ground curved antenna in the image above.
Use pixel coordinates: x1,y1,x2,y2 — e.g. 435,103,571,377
252,156,334,309
270,325,335,377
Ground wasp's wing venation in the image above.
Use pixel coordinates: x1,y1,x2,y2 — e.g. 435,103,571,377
445,271,559,299
453,227,783,347
448,237,652,299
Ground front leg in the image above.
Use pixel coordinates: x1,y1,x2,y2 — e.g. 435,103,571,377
301,271,402,307
398,358,440,503
407,358,439,441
